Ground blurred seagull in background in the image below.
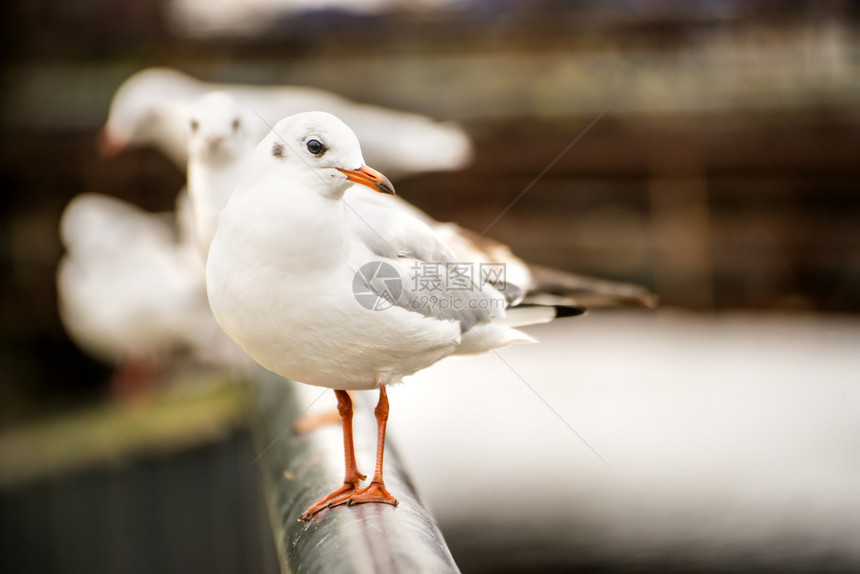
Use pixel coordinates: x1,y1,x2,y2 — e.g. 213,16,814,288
56,92,260,395
205,111,655,521
186,91,254,258
99,67,473,178
57,193,220,399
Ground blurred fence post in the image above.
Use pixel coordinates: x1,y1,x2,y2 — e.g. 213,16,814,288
250,371,460,574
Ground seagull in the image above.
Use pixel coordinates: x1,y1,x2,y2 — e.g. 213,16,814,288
206,111,653,521
100,67,473,178
57,193,219,396
187,93,655,311
186,91,253,257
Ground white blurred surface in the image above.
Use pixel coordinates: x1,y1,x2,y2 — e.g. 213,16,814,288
166,0,467,38
383,311,860,563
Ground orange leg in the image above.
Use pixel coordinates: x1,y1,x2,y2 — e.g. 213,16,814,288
347,385,398,508
299,390,366,521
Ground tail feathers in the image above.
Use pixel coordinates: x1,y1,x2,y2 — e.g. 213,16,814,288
455,324,536,356
527,264,658,309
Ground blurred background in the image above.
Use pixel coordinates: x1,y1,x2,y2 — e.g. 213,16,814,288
2,0,860,572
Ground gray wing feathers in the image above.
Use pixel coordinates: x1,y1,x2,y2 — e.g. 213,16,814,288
344,186,655,334
345,192,505,331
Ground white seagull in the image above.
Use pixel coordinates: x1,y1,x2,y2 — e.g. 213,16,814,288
186,91,253,258
57,193,219,394
187,93,655,312
100,67,473,178
206,111,651,520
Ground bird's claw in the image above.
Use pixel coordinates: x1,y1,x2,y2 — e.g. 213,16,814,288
299,480,362,521
346,481,399,508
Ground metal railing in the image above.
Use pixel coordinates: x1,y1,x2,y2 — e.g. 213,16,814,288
250,371,460,574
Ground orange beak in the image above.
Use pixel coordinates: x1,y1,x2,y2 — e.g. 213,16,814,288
97,127,128,158
338,164,395,195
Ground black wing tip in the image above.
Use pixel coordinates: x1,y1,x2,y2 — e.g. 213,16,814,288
554,305,587,319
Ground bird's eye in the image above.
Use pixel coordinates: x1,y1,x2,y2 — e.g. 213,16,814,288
190,119,199,132
306,139,325,156
232,118,240,131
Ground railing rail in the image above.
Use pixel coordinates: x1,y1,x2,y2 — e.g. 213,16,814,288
250,371,460,574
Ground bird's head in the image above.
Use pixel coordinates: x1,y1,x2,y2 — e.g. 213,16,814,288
99,67,196,158
187,91,248,163
258,111,395,199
